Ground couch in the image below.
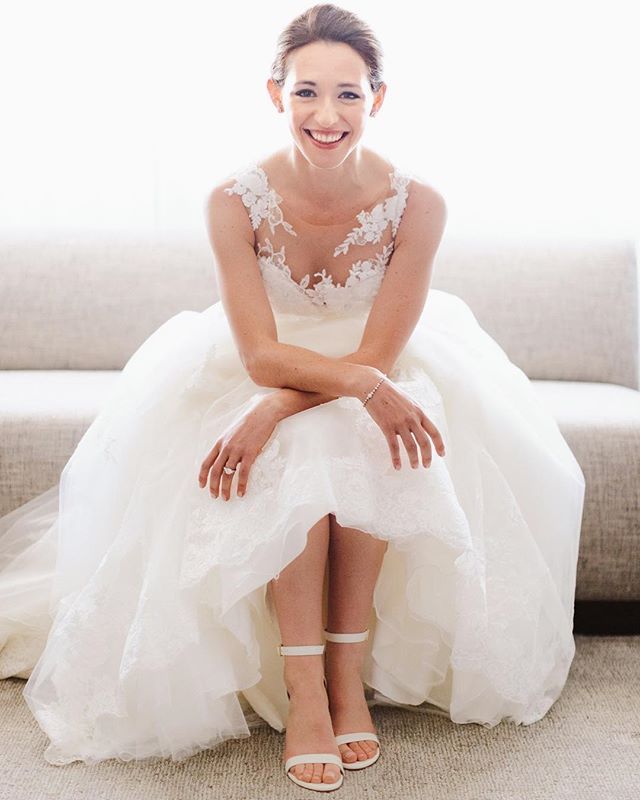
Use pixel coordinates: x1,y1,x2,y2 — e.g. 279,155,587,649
1,232,638,623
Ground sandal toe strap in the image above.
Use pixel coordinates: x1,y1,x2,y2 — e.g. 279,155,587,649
285,753,345,774
335,731,380,747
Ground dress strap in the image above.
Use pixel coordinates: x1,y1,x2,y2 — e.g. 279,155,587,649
223,162,297,237
388,168,412,238
333,165,412,256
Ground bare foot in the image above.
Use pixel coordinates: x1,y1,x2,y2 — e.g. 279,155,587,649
325,642,379,765
283,661,342,786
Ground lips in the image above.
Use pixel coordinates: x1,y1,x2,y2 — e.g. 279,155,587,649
303,129,349,146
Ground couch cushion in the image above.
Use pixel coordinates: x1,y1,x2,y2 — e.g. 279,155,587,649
0,370,119,514
534,379,640,600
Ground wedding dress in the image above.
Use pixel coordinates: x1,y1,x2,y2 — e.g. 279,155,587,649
0,159,586,766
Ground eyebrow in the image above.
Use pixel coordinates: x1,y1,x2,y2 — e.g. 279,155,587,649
294,80,361,89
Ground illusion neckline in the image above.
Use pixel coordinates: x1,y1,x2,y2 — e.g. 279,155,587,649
252,162,402,230
231,159,410,300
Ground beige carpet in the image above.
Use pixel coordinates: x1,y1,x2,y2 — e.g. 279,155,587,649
1,635,638,800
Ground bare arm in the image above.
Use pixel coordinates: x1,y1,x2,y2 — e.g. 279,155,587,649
265,350,382,421
251,341,381,399
204,183,382,402
263,181,448,423
200,177,448,495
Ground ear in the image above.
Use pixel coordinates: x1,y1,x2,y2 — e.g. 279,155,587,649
266,78,284,112
370,81,387,116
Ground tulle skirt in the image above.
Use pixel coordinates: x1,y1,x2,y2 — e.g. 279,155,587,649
0,289,586,765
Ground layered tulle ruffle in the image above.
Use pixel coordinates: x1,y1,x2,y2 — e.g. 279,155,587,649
0,290,585,764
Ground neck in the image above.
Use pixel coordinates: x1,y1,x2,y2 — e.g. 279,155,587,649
284,144,368,204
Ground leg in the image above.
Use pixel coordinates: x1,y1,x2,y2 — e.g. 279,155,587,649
268,514,340,786
325,514,388,765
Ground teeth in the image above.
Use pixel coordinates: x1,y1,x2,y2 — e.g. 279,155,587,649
307,129,345,143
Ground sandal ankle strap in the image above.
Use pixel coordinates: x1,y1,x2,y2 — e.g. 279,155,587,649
324,629,369,643
277,643,325,656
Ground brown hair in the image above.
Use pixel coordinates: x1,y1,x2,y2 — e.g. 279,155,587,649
270,3,385,93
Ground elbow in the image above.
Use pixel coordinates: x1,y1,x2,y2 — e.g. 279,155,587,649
245,345,273,387
246,355,265,386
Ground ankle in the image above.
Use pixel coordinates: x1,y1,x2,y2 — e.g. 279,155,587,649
284,662,326,695
325,649,365,674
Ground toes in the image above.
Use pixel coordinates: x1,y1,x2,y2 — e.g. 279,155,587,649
291,762,340,784
362,739,379,757
339,743,358,762
324,765,340,783
338,739,380,761
351,739,378,759
294,763,313,783
351,740,368,760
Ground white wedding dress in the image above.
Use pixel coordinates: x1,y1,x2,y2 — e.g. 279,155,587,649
0,159,586,766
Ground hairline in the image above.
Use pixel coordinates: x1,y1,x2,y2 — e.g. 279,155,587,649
293,80,362,89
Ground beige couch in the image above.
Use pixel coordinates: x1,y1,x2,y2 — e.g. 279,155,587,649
1,232,639,612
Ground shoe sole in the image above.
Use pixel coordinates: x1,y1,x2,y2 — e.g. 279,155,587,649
287,771,345,791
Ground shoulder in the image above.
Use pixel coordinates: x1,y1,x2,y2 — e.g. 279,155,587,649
202,172,256,247
395,174,447,248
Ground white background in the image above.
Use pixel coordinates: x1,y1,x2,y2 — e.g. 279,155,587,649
1,0,638,241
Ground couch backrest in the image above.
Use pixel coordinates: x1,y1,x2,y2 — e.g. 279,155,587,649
434,236,639,389
0,232,638,388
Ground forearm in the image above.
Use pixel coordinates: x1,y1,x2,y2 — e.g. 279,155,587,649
250,341,380,402
265,350,390,422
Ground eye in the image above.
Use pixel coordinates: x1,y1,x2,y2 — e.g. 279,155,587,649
294,89,360,99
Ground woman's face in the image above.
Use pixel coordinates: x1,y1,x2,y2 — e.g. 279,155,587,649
268,40,385,164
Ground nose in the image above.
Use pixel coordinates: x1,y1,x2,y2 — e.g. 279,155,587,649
312,97,342,128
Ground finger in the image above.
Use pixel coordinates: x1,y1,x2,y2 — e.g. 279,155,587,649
219,454,242,501
409,423,433,468
235,455,254,498
398,426,421,469
209,447,230,498
384,431,403,470
199,441,221,487
219,466,235,501
419,412,446,456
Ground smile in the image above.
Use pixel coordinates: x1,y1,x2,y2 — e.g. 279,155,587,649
304,128,349,147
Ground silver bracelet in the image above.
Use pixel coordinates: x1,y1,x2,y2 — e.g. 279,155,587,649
362,373,387,406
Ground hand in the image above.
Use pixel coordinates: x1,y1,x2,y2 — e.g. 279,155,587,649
197,395,282,500
362,375,446,470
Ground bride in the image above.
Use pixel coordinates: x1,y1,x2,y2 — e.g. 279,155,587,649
0,3,585,793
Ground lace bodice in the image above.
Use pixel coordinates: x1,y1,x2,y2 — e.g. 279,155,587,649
224,161,411,316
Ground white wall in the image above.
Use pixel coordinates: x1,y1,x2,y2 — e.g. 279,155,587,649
1,0,638,240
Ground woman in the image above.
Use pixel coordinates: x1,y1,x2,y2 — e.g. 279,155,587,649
0,3,585,794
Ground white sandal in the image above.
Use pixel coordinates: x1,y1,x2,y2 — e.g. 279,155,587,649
278,642,345,792
324,629,381,770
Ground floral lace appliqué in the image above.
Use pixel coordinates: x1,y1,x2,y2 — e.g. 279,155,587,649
223,162,411,315
334,176,410,255
256,237,395,313
224,168,297,237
